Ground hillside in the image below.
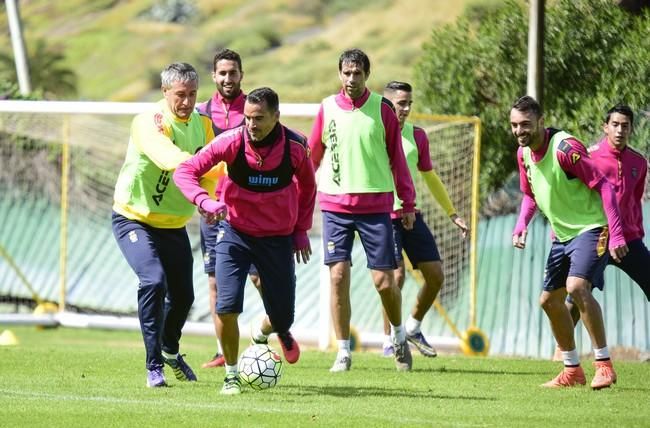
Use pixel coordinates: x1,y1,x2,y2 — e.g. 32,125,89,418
0,0,475,104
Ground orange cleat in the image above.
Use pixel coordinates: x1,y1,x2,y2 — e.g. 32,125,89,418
541,366,586,388
201,353,225,368
591,360,617,390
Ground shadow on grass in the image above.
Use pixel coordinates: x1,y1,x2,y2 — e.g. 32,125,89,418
278,384,497,400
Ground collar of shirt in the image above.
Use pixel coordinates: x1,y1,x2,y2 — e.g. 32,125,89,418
212,90,246,110
334,88,370,110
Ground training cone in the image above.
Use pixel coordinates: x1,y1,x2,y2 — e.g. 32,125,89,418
0,329,19,346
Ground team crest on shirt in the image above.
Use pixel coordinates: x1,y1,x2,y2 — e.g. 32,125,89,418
153,113,165,134
631,167,638,178
217,229,225,243
128,230,138,243
570,152,581,164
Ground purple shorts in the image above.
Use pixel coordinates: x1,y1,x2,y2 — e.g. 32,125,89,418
392,213,441,267
568,238,650,303
322,211,397,270
542,227,609,292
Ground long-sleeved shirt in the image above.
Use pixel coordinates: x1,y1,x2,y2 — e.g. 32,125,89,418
514,129,625,249
196,90,246,134
391,125,456,219
589,137,648,242
174,124,316,237
308,88,415,214
112,99,218,228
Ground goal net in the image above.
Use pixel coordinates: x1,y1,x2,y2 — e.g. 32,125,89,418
0,101,479,350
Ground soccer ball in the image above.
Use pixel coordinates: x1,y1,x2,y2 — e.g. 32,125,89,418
238,344,283,390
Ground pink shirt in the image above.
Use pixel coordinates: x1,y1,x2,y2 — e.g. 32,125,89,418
307,89,415,214
196,91,246,131
589,138,647,242
514,129,625,249
390,126,434,219
414,126,435,172
174,125,316,237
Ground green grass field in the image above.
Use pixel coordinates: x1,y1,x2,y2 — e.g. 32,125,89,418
0,326,648,427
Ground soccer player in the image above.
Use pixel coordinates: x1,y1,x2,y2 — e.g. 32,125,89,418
174,87,316,395
308,49,416,372
511,95,628,389
112,63,220,388
378,81,469,358
564,105,649,322
195,48,263,369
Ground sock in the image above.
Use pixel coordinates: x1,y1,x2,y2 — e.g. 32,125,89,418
562,349,580,367
216,339,223,355
162,351,178,360
390,324,406,344
225,364,238,376
383,335,392,348
337,339,351,357
405,315,421,336
594,346,610,361
252,326,268,343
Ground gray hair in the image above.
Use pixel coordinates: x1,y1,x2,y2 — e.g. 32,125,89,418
160,62,198,88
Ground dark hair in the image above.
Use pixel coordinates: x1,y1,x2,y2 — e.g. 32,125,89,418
338,48,370,74
512,95,542,118
385,81,412,93
605,103,634,125
160,62,198,88
213,48,242,72
247,87,279,112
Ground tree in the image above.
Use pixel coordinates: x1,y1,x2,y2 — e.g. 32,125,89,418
416,0,650,206
0,39,78,99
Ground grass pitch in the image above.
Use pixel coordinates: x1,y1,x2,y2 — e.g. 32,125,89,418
0,326,648,427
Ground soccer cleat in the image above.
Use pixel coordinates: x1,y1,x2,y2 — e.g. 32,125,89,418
220,374,242,395
329,355,352,372
382,343,394,358
163,354,197,381
591,360,617,390
406,332,437,358
541,366,586,388
201,353,225,369
393,339,413,371
146,367,167,388
277,331,300,364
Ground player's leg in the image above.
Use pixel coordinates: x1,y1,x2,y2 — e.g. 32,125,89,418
158,226,197,382
538,240,586,388
401,214,442,357
322,211,355,372
252,234,299,363
111,212,168,387
200,218,225,368
214,222,253,395
357,213,411,372
612,238,650,301
381,220,406,357
566,227,615,389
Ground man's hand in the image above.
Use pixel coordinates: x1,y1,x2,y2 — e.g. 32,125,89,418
609,243,628,263
512,230,527,249
293,230,312,264
450,214,469,239
199,199,227,224
401,212,416,230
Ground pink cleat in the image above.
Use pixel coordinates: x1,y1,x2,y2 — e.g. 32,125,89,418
591,360,617,390
541,366,586,388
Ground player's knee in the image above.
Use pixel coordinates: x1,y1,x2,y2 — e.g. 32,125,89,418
539,291,562,311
